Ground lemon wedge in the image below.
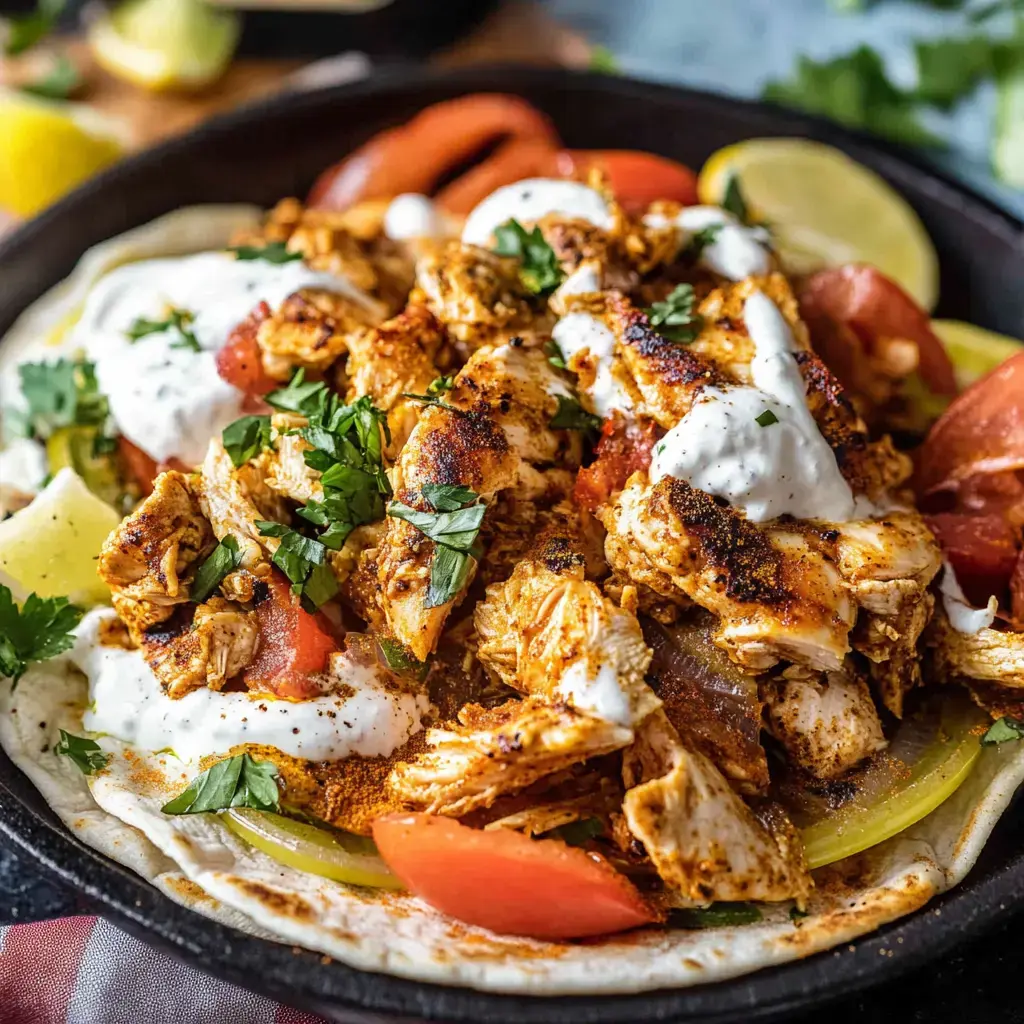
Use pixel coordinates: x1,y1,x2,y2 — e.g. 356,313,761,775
0,468,119,606
932,319,1024,390
0,90,124,218
698,138,939,311
88,0,240,93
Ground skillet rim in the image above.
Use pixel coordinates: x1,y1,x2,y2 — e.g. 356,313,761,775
1,64,1023,1024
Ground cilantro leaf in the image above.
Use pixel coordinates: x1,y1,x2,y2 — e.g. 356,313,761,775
763,46,944,148
378,637,429,677
127,308,201,353
229,241,303,264
19,55,81,100
721,175,752,225
645,283,703,344
53,730,109,776
549,395,602,433
493,218,564,295
426,375,455,397
222,415,273,468
913,35,995,108
161,752,280,815
3,0,65,56
544,339,567,370
14,359,110,442
265,370,327,417
421,483,478,512
387,502,485,552
425,543,475,609
545,817,603,847
684,224,722,260
667,902,763,929
0,585,82,689
981,717,1024,746
190,536,243,604
401,391,465,415
755,409,780,427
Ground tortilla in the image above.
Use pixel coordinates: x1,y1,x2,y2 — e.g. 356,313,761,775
2,209,1023,996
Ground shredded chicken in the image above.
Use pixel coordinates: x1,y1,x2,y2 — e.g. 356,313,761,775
930,612,1024,688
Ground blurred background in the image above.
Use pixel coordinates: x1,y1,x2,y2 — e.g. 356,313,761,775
0,0,1022,240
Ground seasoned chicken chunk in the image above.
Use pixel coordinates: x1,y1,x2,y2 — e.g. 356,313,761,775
97,471,214,637
602,475,856,673
376,343,579,660
929,613,1024,688
763,665,887,779
143,597,259,698
623,711,811,903
390,697,633,817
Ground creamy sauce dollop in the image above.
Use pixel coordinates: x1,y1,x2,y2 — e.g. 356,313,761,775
384,193,443,240
940,562,998,634
651,291,869,523
644,205,771,281
72,252,375,465
73,610,430,763
462,179,614,247
551,312,633,419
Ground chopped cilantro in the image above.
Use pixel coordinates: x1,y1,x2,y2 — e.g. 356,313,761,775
668,902,763,929
981,717,1024,746
126,308,201,353
190,536,243,604
493,218,564,295
645,283,703,344
544,339,568,370
53,730,109,776
426,375,455,397
549,394,602,433
378,637,430,679
13,358,110,442
755,409,780,427
162,752,279,815
222,415,273,468
545,817,603,847
3,0,65,56
0,585,82,689
228,241,303,264
684,224,722,260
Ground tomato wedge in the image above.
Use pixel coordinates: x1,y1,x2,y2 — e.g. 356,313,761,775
556,150,699,213
926,513,1019,607
372,813,658,940
916,350,1024,498
117,436,160,494
216,302,279,398
800,264,957,399
574,416,661,512
307,94,561,211
434,139,560,215
245,574,340,699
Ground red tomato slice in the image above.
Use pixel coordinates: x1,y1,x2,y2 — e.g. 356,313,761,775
926,513,1020,607
117,436,160,495
372,813,659,940
434,139,560,215
216,302,279,398
800,264,957,399
916,350,1024,498
245,574,340,699
574,416,661,512
557,150,699,213
307,94,561,211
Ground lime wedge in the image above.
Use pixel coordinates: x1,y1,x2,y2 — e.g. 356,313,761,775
88,0,240,93
0,468,120,606
932,320,1024,390
223,808,401,889
46,426,124,508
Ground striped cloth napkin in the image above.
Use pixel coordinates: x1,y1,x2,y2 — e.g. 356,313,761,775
0,917,326,1024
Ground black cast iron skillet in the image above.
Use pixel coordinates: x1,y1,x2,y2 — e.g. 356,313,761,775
1,67,1023,1024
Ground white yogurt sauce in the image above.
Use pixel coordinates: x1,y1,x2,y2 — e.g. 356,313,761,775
0,436,47,495
384,193,443,240
651,291,869,523
940,561,998,634
71,252,375,465
73,610,430,763
556,660,632,728
462,179,614,246
551,312,633,419
550,261,603,315
644,205,771,281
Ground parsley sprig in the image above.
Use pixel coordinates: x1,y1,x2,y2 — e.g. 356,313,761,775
253,372,392,611
388,484,485,608
493,218,564,295
645,283,703,344
229,241,303,265
162,752,279,815
13,358,111,443
53,730,109,776
127,308,202,353
0,585,82,689
190,536,243,604
222,415,273,469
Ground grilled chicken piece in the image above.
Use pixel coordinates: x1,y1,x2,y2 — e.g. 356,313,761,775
475,544,658,728
343,305,444,457
143,597,259,698
257,288,382,381
198,439,279,575
622,711,811,903
97,471,214,638
376,343,579,660
763,665,887,779
415,242,544,350
602,475,856,673
389,697,633,817
929,613,1024,688
262,420,323,506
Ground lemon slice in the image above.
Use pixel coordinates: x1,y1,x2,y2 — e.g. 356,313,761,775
223,808,401,889
88,0,240,93
0,90,124,218
932,320,1024,390
0,468,119,606
698,138,939,311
